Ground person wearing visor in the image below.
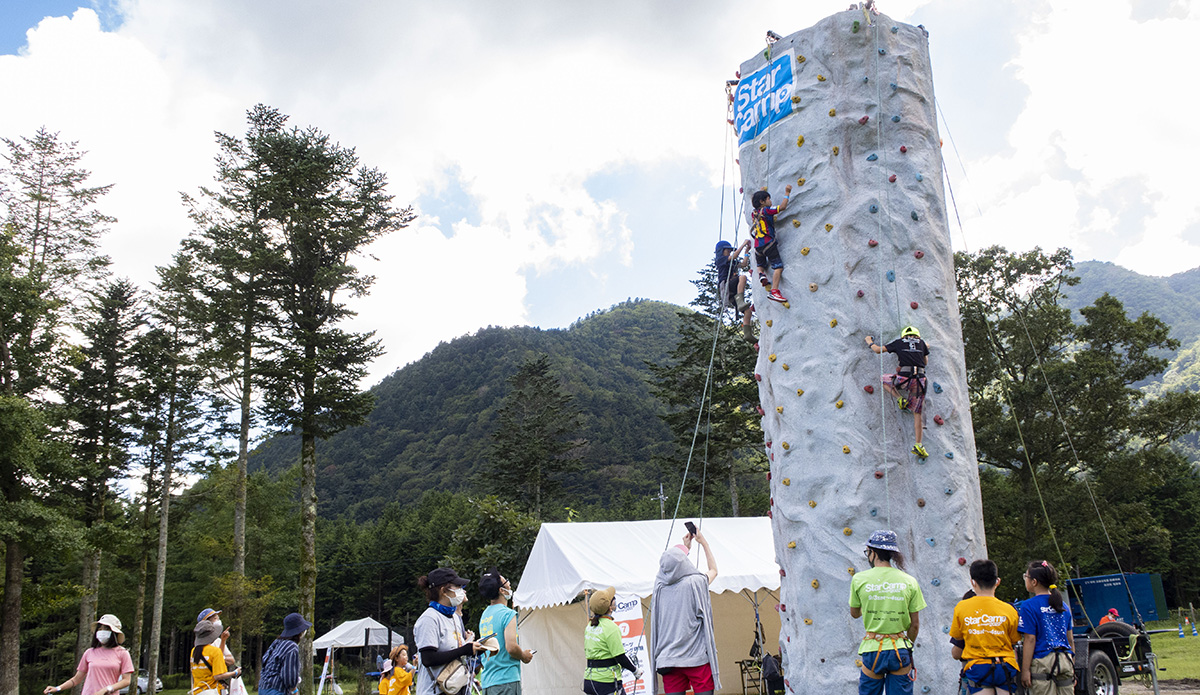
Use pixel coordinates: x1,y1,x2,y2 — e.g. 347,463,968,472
849,531,926,695
583,587,640,695
44,615,134,695
197,608,237,668
414,567,485,695
866,326,931,458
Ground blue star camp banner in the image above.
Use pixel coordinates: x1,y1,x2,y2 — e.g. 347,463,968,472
734,50,795,147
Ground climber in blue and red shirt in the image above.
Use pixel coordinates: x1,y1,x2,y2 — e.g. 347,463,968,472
751,185,792,303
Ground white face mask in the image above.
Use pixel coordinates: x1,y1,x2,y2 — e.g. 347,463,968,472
500,588,512,600
96,630,113,644
448,587,466,607
212,620,223,631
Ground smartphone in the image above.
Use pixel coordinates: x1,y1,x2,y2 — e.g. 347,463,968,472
684,521,697,536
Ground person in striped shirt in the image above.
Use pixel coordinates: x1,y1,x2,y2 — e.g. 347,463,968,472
258,613,311,695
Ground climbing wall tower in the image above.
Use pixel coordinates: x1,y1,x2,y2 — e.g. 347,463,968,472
734,10,986,694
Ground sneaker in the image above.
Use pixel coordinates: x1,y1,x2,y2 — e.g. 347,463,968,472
742,324,755,342
896,396,908,411
768,289,787,303
912,443,929,458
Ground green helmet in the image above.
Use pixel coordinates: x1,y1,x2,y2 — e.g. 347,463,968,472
901,325,920,338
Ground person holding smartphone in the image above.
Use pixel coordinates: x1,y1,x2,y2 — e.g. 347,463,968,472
648,523,720,695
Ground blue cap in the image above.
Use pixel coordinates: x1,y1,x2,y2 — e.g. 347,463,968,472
196,608,220,623
866,530,900,553
715,240,734,253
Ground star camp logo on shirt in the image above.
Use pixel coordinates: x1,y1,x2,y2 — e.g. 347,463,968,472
964,614,1009,627
863,582,908,593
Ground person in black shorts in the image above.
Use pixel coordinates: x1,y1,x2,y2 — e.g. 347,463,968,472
714,239,754,342
865,326,930,458
751,185,792,303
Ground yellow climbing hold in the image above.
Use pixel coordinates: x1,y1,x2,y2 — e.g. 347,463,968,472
768,353,777,362
797,55,806,63
791,219,801,228
809,499,817,508
811,579,820,589
781,442,790,450
765,319,773,327
776,406,783,414
842,445,851,454
788,541,797,549
843,527,853,536
797,389,804,396
848,567,856,575
856,659,863,668
825,223,833,231
836,400,844,409
797,177,806,186
759,143,767,152
804,618,813,625
830,318,838,327
783,301,790,308
817,74,826,81
832,145,839,155
782,363,789,370
791,95,801,104
800,247,810,256
829,108,836,117
796,135,805,147
782,478,791,486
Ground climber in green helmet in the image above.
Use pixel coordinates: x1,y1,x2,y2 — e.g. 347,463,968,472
865,326,930,458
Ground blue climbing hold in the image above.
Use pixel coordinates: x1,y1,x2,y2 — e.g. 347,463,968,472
886,270,895,283
867,153,878,162
926,537,935,547
878,48,886,55
890,82,898,91
942,626,950,634
944,487,953,495
891,26,899,34
869,205,878,214
911,211,919,221
933,382,943,393
891,115,900,123
863,76,869,83
931,578,941,586
870,508,878,517
945,452,955,460
915,173,924,181
922,688,931,694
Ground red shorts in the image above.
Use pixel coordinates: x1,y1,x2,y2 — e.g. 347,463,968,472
661,664,715,694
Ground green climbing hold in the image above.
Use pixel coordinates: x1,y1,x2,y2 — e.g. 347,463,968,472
853,20,860,33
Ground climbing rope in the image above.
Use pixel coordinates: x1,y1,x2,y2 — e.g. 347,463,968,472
936,100,1142,631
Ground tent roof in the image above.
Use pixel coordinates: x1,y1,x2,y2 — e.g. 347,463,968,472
513,517,779,610
312,617,404,653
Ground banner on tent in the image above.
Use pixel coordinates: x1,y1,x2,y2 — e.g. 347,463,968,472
613,595,647,695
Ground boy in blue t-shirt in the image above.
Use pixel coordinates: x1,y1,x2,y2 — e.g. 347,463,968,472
477,568,533,695
751,185,792,304
1017,561,1074,695
714,239,754,341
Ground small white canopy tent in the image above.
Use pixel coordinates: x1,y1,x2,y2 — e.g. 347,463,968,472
312,617,405,654
513,518,781,695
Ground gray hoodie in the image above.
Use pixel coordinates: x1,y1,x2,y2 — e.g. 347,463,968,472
648,547,721,693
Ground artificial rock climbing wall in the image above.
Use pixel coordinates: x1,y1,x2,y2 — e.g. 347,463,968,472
734,10,986,695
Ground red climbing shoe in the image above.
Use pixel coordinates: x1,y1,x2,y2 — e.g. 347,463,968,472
768,289,788,303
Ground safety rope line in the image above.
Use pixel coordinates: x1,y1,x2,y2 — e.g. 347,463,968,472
937,101,1102,634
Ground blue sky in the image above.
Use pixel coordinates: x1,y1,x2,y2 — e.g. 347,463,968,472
1,0,1197,382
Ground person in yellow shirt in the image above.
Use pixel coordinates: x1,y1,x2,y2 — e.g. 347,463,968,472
379,646,413,695
950,560,1019,695
192,621,240,695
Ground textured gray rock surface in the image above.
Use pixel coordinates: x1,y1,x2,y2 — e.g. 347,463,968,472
735,11,987,694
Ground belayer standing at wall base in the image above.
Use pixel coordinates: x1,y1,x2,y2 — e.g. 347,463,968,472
866,327,930,458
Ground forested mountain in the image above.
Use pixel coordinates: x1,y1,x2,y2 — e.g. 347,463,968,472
249,299,687,520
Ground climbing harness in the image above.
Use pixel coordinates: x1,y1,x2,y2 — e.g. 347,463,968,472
960,657,1017,692
859,633,915,680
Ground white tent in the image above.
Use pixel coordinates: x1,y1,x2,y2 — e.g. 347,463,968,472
312,617,405,654
513,518,781,695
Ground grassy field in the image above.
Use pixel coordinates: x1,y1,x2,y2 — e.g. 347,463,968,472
1145,620,1200,681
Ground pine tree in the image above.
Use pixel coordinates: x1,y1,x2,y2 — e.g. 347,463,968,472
647,265,764,516
487,354,585,519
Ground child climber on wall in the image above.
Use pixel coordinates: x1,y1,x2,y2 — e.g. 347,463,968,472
751,185,792,303
865,326,930,458
714,239,755,342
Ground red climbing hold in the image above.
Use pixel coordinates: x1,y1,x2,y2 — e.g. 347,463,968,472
868,239,878,247
933,415,944,425
736,71,741,78
780,604,787,612
739,187,744,193
766,470,771,479
859,115,870,125
757,405,765,416
766,441,772,448
754,342,760,352
768,509,772,518
856,289,865,298
780,568,786,576
958,557,967,566
910,301,919,309
755,373,762,382
900,145,908,153
864,385,875,394
888,174,897,183
770,497,774,506
727,119,735,125
874,471,884,479
914,250,925,259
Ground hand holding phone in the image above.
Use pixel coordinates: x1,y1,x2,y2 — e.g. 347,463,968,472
684,521,697,536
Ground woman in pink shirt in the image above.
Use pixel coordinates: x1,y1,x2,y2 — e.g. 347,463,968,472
44,615,134,695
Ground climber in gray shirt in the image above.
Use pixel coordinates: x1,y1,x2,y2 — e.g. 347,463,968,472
648,528,721,695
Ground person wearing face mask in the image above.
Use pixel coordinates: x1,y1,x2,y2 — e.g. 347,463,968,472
44,614,134,695
414,568,485,695
192,620,242,695
197,608,237,668
477,568,533,695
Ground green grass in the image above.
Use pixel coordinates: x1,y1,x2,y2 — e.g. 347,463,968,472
1143,620,1200,680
